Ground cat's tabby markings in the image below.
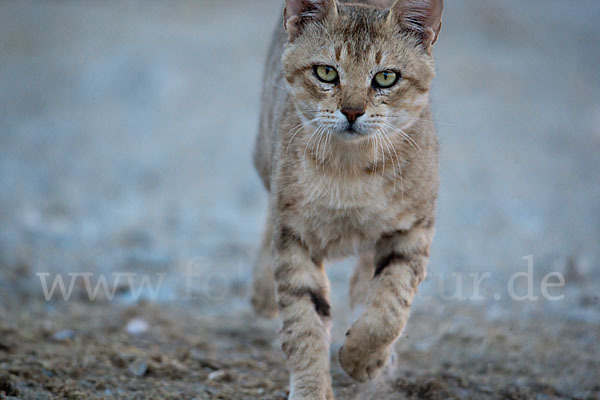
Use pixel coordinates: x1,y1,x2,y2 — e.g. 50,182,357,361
251,0,443,398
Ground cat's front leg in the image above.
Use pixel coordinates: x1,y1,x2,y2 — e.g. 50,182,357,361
339,219,434,382
273,224,334,400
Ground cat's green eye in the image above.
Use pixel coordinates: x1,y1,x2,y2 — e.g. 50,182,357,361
314,65,339,83
373,71,399,88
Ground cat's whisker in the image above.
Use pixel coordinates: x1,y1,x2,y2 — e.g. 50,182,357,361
286,117,321,156
301,124,323,176
289,118,318,137
305,126,328,199
288,117,319,137
321,127,334,175
366,131,374,175
374,129,386,179
381,122,422,156
384,115,457,128
308,124,330,180
375,126,403,198
378,127,403,200
396,126,422,154
378,129,390,175
378,130,391,183
371,129,379,174
322,124,331,159
376,128,392,184
380,122,420,151
377,132,385,180
315,126,328,178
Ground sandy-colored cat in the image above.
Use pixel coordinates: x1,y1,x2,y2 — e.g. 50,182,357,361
252,0,443,398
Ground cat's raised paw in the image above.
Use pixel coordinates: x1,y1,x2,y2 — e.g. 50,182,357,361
338,341,390,383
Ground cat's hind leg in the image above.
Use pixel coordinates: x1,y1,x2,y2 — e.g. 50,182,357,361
349,251,375,309
251,212,279,318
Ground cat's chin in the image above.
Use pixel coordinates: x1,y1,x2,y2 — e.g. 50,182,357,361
335,128,370,142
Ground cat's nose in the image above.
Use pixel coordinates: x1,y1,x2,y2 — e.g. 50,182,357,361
341,108,365,124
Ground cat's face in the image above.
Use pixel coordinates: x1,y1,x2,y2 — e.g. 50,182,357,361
282,0,441,141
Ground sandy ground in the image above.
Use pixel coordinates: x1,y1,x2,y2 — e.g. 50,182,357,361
1,0,600,399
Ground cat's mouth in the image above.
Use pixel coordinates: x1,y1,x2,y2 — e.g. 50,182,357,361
338,125,369,139
323,120,371,140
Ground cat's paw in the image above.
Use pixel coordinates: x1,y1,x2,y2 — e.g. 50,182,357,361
288,389,334,400
289,377,335,400
338,343,389,382
250,286,278,319
338,327,390,382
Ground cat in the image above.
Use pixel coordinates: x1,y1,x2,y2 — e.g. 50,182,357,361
251,0,443,398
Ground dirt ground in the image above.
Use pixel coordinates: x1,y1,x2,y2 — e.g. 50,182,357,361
1,0,600,399
1,293,599,400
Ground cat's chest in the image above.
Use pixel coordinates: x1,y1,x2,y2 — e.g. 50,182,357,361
300,171,389,212
293,170,408,256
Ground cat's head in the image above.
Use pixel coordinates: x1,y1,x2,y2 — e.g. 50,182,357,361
281,0,442,140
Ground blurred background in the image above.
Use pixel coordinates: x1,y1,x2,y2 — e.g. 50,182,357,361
1,0,599,399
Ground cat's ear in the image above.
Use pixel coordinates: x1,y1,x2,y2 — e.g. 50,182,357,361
388,0,443,52
283,0,337,40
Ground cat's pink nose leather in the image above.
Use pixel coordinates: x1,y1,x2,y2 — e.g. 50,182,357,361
341,108,365,123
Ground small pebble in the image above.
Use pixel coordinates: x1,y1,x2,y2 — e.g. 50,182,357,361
208,370,227,381
128,358,148,377
125,318,149,335
52,330,75,342
41,320,54,335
